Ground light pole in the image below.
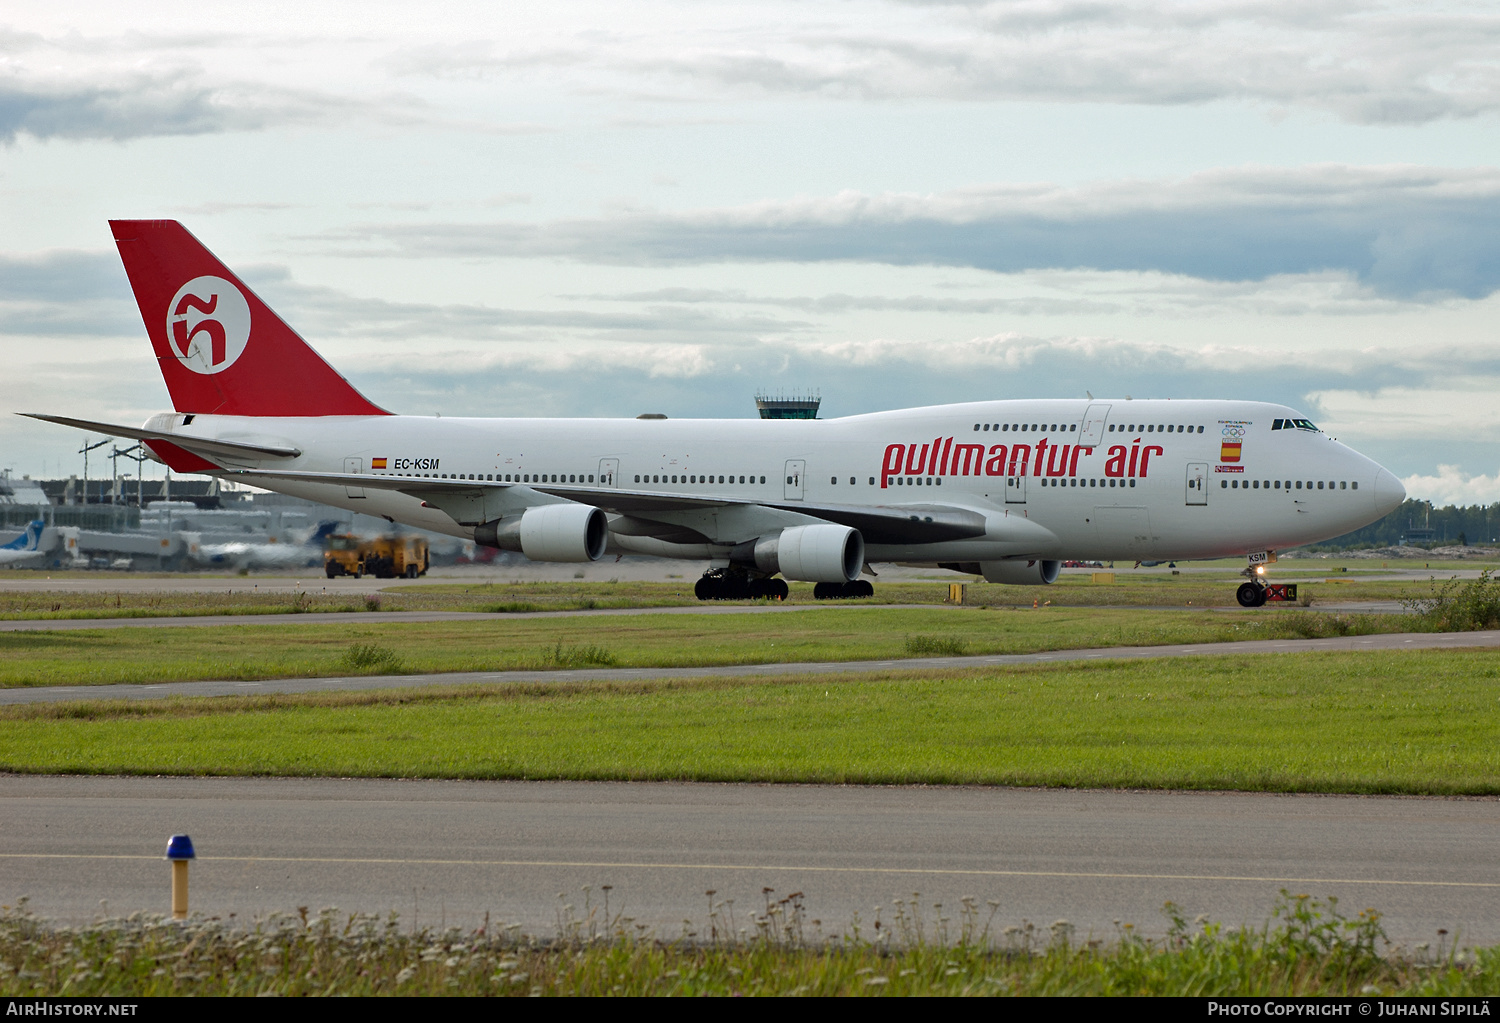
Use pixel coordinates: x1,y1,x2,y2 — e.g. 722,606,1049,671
111,444,148,508
78,437,107,506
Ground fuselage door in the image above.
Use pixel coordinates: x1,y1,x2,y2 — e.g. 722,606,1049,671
1186,462,1208,506
784,459,805,501
1005,474,1026,504
598,458,619,488
1078,403,1111,449
343,457,365,499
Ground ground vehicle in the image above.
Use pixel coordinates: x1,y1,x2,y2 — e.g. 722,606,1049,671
325,534,429,579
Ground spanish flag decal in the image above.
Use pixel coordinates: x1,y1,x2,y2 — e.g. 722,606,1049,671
372,457,387,469
1219,442,1242,463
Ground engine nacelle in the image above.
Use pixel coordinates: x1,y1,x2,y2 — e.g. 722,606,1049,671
474,504,607,562
981,559,1061,585
740,524,864,583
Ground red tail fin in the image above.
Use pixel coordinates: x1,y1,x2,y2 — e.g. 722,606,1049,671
110,220,388,417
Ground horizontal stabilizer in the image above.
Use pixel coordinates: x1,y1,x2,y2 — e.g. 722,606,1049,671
20,414,301,461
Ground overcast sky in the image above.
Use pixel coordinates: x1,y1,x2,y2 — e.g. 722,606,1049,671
4,0,1500,504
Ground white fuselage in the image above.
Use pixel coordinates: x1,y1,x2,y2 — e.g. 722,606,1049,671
143,398,1405,564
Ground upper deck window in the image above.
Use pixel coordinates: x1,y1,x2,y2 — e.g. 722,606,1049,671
1272,418,1320,432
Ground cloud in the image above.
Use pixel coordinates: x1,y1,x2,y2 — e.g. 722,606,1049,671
1306,383,1500,442
582,268,1422,317
327,165,1500,298
240,267,805,344
1401,465,1500,507
168,202,302,216
0,251,125,303
382,0,1500,124
0,74,361,143
0,28,419,143
0,250,138,336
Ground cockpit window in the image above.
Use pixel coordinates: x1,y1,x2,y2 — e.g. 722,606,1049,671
1271,418,1320,432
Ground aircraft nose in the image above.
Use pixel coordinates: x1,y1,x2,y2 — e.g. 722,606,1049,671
1373,468,1405,517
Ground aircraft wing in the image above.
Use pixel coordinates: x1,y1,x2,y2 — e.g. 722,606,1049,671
20,414,302,460
221,468,988,544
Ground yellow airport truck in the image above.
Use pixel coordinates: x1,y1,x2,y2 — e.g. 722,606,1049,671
324,534,429,579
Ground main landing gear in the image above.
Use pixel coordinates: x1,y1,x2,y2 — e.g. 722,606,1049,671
694,568,789,601
692,569,875,600
814,580,874,599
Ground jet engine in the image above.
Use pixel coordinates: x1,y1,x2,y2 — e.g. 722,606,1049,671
736,523,864,583
980,559,1061,585
474,504,607,562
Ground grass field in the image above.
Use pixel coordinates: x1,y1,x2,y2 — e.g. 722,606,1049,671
5,649,1498,793
2,893,1490,996
0,605,1417,688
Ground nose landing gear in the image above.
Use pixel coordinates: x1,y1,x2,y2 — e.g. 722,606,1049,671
1235,551,1276,607
1236,581,1267,607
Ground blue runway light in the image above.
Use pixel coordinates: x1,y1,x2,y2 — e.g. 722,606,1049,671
165,834,196,860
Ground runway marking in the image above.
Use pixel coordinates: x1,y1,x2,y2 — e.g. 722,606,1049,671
2,853,1495,889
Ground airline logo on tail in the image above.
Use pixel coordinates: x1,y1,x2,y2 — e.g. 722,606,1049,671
167,276,251,374
1,521,45,551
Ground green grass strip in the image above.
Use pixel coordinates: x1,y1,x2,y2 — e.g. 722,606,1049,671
5,649,1499,793
0,606,1424,688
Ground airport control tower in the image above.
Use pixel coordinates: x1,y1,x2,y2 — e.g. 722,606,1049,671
754,392,821,420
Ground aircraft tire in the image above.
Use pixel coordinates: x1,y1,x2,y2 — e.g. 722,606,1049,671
844,579,874,598
694,576,720,601
769,578,789,601
723,576,752,600
1236,582,1265,608
813,582,843,600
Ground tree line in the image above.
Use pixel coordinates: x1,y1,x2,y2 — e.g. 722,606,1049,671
1312,499,1500,550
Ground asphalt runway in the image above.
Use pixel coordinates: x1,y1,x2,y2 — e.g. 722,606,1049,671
1,776,1494,947
4,628,1499,706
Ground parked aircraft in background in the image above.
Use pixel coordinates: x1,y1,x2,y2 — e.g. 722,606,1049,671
0,521,50,567
27,221,1405,606
189,519,341,571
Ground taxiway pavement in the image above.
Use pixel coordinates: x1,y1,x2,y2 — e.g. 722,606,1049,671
1,775,1494,947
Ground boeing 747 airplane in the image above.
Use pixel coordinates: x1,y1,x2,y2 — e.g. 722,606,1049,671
26,221,1405,605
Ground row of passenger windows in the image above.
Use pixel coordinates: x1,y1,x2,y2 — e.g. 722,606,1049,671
888,476,1140,488
384,472,596,483
974,423,1077,433
634,474,767,485
1223,479,1358,491
395,470,1355,494
1110,424,1202,434
1038,478,1136,487
971,422,1206,434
